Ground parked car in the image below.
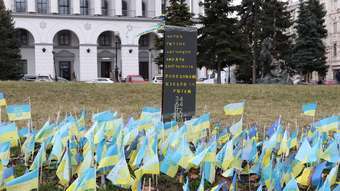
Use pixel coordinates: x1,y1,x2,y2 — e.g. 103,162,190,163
152,75,163,84
21,74,37,82
126,75,146,83
36,75,54,82
22,75,54,82
86,78,114,84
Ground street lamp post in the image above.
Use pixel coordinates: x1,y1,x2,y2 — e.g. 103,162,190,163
52,51,58,82
115,41,119,82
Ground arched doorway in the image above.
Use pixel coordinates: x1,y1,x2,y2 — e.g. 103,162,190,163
97,31,121,81
15,28,35,75
52,30,79,81
138,32,159,81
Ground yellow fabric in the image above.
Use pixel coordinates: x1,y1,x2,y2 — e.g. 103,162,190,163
0,99,6,107
7,112,31,121
6,178,38,191
296,167,312,186
292,163,305,178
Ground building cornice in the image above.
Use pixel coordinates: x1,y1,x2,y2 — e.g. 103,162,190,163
12,13,162,23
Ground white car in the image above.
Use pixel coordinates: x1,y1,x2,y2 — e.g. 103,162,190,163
152,75,163,84
86,78,114,84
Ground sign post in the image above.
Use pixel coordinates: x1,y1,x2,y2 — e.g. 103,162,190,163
162,26,197,121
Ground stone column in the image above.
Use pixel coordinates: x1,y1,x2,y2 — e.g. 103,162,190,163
121,45,139,78
51,0,59,14
154,0,162,17
135,0,142,17
27,0,36,12
114,0,122,15
94,0,102,15
34,44,54,76
73,0,80,14
79,45,98,81
192,0,200,18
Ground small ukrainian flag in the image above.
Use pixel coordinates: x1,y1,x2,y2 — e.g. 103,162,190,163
0,92,6,107
5,169,39,191
0,123,19,146
224,101,245,116
6,104,31,121
302,102,317,117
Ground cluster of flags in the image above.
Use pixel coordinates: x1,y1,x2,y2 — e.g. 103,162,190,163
0,92,339,191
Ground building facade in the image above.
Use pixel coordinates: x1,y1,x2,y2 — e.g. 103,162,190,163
4,0,204,81
321,0,340,81
288,0,340,81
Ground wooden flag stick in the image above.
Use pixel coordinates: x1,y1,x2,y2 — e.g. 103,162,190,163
148,178,152,191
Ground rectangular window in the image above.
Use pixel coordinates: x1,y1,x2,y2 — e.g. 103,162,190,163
334,43,337,56
161,0,166,14
15,0,26,12
59,31,71,46
334,22,338,34
59,0,70,15
37,0,48,14
102,0,108,16
80,0,89,15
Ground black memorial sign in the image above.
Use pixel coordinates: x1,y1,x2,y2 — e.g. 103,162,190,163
162,26,197,120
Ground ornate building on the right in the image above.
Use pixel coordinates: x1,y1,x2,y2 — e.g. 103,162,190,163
321,0,340,81
288,0,340,82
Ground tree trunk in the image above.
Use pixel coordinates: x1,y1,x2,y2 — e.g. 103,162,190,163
228,65,231,84
217,62,221,84
252,45,256,84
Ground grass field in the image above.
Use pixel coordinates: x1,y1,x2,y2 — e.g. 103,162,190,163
1,82,340,190
0,81,339,129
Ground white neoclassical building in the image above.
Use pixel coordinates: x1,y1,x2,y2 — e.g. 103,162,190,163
4,0,204,81
288,0,340,81
321,0,340,81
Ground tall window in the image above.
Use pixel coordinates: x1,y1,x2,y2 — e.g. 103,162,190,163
58,31,71,46
334,22,338,34
15,0,27,12
142,2,146,17
122,0,128,16
161,0,166,14
334,43,337,57
98,32,112,46
59,0,70,15
80,0,89,15
102,0,108,16
37,0,48,14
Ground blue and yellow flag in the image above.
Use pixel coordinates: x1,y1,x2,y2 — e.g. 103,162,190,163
66,168,96,191
224,101,245,116
107,154,134,188
97,143,120,170
0,92,6,107
0,142,11,166
0,123,19,146
302,102,317,117
6,104,31,121
5,169,39,191
314,116,338,132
